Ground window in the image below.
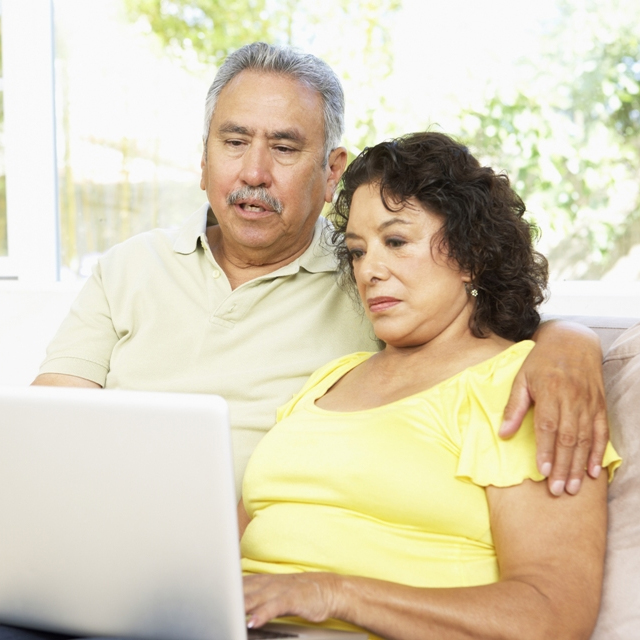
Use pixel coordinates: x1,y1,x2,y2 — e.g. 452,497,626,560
2,0,640,314
53,0,207,279
1,0,58,281
0,0,7,259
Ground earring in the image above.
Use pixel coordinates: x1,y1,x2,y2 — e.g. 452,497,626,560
465,282,478,297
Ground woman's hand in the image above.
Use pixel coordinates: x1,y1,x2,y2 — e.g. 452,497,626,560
499,320,609,496
243,572,343,629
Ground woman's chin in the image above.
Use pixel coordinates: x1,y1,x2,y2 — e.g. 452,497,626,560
374,332,425,350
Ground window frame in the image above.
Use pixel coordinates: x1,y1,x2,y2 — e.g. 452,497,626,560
0,0,58,282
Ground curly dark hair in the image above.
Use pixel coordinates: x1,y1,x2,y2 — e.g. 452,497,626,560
331,132,549,342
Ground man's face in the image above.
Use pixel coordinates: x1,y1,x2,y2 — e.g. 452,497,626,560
201,70,346,264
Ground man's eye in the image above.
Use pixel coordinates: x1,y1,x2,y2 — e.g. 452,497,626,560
274,145,295,153
226,139,246,148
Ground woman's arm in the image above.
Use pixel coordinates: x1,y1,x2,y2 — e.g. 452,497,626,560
244,474,607,640
500,320,609,495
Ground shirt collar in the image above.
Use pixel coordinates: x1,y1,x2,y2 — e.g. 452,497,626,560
172,203,210,254
172,203,338,274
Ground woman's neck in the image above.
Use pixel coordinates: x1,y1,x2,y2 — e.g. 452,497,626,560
316,330,514,413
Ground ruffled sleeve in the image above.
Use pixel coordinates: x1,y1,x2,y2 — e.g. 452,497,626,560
455,341,621,487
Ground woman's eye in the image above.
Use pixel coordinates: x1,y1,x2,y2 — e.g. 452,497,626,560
386,237,406,248
348,248,364,260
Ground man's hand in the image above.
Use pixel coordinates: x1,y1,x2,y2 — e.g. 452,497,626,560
244,573,342,630
499,321,609,496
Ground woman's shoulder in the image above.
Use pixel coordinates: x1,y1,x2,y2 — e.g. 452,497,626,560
454,340,535,397
276,352,375,421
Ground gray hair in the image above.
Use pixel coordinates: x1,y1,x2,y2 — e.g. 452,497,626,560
202,42,345,164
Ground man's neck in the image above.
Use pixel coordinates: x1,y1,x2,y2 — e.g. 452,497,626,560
205,225,315,290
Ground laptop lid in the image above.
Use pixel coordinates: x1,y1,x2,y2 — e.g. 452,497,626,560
0,386,246,640
0,387,366,640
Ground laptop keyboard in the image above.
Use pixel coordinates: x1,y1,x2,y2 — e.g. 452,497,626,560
248,629,299,638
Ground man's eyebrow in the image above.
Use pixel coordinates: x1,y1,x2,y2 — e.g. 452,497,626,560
269,129,306,144
217,122,255,136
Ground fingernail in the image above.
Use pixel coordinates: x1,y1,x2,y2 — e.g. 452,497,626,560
551,480,565,496
247,617,255,629
566,479,581,495
498,422,508,436
540,462,552,477
592,465,602,479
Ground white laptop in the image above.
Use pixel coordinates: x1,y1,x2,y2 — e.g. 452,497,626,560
0,386,366,640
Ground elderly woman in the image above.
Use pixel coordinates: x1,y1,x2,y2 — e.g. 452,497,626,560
239,132,620,640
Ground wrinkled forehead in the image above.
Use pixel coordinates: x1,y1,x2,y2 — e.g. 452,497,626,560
214,70,325,131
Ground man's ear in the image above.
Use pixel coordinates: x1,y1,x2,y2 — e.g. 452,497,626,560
324,146,348,203
200,152,207,191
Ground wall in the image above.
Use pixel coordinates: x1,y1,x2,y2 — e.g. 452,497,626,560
0,283,81,386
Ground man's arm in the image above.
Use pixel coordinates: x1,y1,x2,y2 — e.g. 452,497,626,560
32,373,101,388
499,320,608,496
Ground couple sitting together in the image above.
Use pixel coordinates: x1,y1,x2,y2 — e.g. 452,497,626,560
29,43,620,640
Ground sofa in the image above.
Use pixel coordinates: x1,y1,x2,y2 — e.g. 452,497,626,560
555,315,640,639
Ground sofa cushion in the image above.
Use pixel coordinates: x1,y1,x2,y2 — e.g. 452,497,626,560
542,314,638,354
591,321,640,639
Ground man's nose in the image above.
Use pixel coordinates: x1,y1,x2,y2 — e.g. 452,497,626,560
239,143,272,188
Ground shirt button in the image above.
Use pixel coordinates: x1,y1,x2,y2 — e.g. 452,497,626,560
212,269,221,279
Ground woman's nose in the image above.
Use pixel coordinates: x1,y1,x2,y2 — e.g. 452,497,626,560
359,249,389,283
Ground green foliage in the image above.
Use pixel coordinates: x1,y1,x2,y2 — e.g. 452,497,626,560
459,0,640,279
124,0,400,72
123,0,401,153
123,0,294,65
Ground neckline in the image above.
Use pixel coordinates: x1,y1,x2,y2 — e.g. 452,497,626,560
310,340,534,416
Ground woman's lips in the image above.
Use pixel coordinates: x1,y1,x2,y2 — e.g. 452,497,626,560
367,297,401,313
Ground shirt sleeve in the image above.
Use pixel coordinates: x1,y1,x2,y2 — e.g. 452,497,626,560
38,260,118,386
455,343,621,487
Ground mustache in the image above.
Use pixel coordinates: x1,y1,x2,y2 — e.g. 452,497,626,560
227,186,283,215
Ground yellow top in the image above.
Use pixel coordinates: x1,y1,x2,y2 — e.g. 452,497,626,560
242,341,621,603
38,204,378,497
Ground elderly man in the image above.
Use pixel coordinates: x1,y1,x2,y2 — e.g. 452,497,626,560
34,42,607,500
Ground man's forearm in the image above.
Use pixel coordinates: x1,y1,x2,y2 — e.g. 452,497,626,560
31,373,101,388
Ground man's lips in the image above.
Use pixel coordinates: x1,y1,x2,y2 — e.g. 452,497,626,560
227,186,283,214
367,296,401,312
234,200,275,218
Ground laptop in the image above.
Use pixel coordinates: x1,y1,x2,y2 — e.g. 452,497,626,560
0,386,367,640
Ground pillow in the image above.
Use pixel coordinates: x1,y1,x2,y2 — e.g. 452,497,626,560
591,321,640,639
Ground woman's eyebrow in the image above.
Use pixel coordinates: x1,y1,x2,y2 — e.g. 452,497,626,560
378,217,412,231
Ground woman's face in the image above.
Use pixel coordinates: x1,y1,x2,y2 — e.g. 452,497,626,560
345,184,474,348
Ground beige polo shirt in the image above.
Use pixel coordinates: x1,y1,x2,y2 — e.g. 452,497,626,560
40,204,378,494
